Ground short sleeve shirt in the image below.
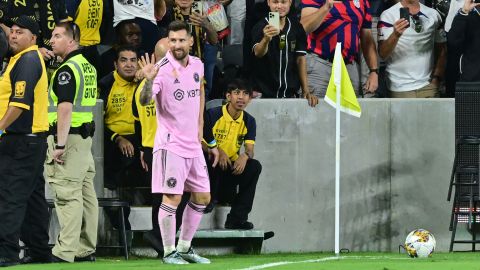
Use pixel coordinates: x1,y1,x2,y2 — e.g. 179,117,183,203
152,51,204,158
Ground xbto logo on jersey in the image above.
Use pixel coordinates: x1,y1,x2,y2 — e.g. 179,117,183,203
173,89,200,101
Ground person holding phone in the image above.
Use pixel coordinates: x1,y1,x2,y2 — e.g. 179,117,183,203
251,0,318,107
378,0,446,98
300,0,378,97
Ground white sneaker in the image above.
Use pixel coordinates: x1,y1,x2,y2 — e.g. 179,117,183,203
178,247,211,264
162,251,189,264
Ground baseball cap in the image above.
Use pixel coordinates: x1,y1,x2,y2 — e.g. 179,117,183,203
5,15,40,36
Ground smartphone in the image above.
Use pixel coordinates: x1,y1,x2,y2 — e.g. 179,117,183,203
399,7,410,22
192,1,203,15
268,12,280,30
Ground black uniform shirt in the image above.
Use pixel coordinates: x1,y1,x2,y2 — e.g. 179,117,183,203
251,16,307,98
51,50,83,104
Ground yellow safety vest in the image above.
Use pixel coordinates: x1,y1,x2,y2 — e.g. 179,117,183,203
48,54,97,127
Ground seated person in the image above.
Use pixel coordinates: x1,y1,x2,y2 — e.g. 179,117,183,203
203,79,262,230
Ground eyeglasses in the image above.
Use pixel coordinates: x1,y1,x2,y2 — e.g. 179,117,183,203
411,14,422,33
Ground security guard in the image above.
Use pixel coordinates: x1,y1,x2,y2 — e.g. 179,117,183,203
46,21,98,263
0,16,50,266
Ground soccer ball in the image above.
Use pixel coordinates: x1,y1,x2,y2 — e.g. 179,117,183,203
404,229,436,258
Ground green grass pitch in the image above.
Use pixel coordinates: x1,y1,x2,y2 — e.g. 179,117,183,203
10,252,480,270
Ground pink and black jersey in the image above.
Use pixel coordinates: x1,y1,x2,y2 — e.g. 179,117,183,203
300,0,372,63
151,51,204,158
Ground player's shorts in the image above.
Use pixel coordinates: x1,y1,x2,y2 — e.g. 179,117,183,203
151,149,210,194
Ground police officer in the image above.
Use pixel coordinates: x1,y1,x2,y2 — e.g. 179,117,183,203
0,15,51,267
46,21,98,263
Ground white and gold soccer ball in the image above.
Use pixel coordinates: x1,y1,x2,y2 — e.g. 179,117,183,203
404,229,436,258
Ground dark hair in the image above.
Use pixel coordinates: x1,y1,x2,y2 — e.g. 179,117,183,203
56,21,81,43
114,45,138,61
115,19,140,44
226,79,252,96
167,20,191,36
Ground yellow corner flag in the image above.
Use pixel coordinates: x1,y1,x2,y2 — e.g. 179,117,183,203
324,43,361,118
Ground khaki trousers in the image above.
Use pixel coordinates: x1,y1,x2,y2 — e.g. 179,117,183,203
45,134,98,262
389,83,439,98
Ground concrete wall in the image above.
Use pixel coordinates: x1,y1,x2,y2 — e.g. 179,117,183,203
244,99,455,253
48,99,460,253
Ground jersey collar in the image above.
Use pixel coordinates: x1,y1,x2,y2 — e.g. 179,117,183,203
222,104,243,123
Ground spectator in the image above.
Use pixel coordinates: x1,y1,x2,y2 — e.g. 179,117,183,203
378,0,446,98
203,79,262,230
113,0,165,54
252,0,318,106
139,20,219,264
132,55,161,256
0,16,50,266
99,19,143,80
65,0,105,71
46,22,98,263
444,0,465,97
300,0,379,97
448,0,480,82
159,0,218,60
99,46,142,194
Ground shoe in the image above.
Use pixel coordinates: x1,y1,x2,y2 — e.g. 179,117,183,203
74,254,96,262
225,220,254,230
162,251,189,264
51,255,68,263
0,257,19,267
143,231,164,257
20,255,51,264
178,247,211,264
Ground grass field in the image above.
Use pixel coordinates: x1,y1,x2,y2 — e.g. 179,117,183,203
9,252,480,270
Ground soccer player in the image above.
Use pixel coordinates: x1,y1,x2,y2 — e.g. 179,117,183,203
139,20,219,265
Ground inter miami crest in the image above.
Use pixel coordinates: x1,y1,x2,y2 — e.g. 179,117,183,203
166,177,177,188
193,72,200,83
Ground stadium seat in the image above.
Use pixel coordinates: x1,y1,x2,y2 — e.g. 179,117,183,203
47,198,130,260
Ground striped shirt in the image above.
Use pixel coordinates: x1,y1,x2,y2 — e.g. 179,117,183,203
300,0,373,63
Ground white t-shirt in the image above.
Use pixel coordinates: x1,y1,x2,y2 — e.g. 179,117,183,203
378,3,446,92
113,0,156,27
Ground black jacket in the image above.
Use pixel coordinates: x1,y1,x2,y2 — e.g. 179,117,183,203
448,12,480,82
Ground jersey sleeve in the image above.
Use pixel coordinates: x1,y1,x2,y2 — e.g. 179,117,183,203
244,114,256,145
52,65,77,104
300,0,325,9
377,10,395,41
9,51,43,110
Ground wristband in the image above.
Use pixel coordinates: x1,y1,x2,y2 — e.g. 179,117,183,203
369,68,379,74
55,144,65,150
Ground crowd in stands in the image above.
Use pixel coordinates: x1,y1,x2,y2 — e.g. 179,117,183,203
0,0,479,266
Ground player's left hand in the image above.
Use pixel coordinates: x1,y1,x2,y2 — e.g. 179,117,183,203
209,147,219,168
232,153,248,175
140,151,149,172
52,148,66,164
363,72,378,94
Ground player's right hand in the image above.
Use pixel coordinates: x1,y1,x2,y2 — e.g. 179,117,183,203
140,151,148,172
140,53,159,81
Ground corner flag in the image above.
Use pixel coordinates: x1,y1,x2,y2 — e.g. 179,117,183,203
324,43,362,118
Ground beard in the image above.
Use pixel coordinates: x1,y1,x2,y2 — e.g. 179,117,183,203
172,48,188,61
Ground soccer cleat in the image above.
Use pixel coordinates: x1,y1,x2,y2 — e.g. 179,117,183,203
178,247,211,264
162,251,189,264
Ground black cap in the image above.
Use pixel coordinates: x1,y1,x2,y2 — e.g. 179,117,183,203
6,15,40,36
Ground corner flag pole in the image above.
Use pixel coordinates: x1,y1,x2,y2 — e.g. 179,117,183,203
334,42,341,256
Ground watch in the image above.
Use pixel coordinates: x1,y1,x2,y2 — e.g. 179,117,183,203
369,68,379,74
55,144,65,150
